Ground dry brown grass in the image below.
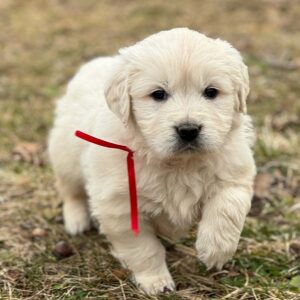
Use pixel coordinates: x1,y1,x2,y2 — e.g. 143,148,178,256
0,1,300,299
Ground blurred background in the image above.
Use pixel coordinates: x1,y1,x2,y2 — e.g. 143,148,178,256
0,1,299,299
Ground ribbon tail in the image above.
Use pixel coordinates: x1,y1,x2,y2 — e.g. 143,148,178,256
127,152,139,235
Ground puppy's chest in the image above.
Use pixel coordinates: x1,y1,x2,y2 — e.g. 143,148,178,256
137,165,211,227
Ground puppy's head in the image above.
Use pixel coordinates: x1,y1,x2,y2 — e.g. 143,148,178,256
105,28,249,159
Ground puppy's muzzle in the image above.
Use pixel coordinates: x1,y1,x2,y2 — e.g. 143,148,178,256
175,123,202,142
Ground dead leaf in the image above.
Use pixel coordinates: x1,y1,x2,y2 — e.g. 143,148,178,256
5,268,22,282
12,142,47,166
253,173,273,199
289,198,300,214
249,195,265,217
112,268,129,280
290,240,300,257
271,113,299,131
263,57,298,71
249,173,274,217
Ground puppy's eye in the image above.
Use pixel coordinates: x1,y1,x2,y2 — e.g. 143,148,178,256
150,89,168,101
203,87,219,100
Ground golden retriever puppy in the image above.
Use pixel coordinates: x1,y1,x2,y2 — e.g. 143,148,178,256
48,28,256,294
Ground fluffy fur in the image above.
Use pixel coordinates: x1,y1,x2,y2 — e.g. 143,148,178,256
48,28,256,294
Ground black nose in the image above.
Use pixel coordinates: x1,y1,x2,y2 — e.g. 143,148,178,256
176,124,201,142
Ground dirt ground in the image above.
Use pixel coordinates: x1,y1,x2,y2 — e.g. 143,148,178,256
0,0,300,299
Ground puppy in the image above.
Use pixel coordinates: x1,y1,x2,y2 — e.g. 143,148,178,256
48,28,256,294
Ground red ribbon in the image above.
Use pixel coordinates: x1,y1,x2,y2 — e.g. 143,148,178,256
75,130,139,235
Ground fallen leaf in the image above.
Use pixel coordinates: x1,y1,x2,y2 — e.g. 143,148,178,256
290,240,300,257
254,173,273,198
249,173,274,216
289,199,300,213
271,113,299,131
290,275,300,289
249,195,265,217
6,268,22,282
112,268,129,280
12,142,47,166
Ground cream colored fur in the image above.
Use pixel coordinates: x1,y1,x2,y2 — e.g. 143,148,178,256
48,28,256,294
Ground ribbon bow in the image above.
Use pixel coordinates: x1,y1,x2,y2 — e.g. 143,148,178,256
75,130,139,235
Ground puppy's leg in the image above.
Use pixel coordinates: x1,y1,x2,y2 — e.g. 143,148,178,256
57,178,91,235
196,185,252,269
100,214,175,294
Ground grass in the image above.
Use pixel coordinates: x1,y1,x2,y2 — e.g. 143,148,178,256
0,0,300,299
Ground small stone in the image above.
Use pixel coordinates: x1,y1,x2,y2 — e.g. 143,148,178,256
53,241,74,259
32,228,48,238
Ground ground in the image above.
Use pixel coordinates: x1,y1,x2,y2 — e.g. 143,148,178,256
0,0,300,299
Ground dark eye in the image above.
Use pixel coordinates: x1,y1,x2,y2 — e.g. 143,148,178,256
203,87,219,99
150,89,168,101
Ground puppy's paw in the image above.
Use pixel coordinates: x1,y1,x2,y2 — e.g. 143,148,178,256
196,231,238,270
134,271,175,295
63,202,91,236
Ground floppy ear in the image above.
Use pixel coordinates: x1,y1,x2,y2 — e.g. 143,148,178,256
104,65,131,125
236,63,250,114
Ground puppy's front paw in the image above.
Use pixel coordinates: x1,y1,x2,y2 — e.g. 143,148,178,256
63,202,91,236
134,271,175,295
196,230,239,270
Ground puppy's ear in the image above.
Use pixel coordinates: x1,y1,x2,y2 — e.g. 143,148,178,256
105,64,131,125
236,63,250,114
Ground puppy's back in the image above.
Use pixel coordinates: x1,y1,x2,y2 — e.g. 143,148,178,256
48,56,118,181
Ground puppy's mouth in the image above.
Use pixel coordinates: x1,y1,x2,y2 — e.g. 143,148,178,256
173,141,202,154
